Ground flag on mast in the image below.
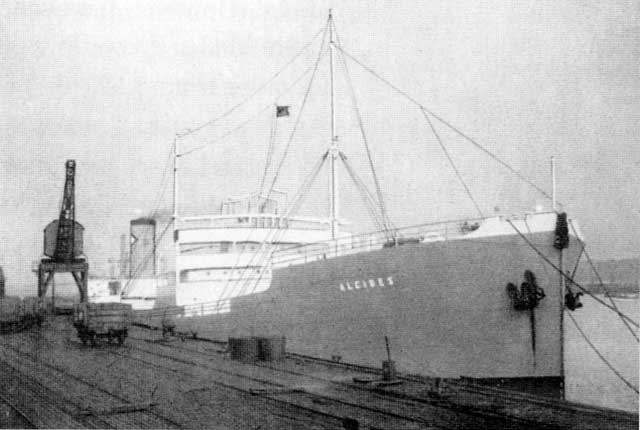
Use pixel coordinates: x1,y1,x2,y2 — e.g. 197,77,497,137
276,105,290,117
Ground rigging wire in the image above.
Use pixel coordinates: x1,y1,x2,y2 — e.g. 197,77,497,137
139,37,328,318
506,220,638,328
507,218,639,395
121,218,173,297
149,146,174,218
258,111,278,197
229,37,390,291
570,244,585,281
566,311,639,394
339,152,386,232
331,21,393,235
264,15,330,203
164,29,331,311
136,215,519,319
238,152,330,298
176,25,326,139
423,108,553,202
568,222,638,342
179,57,320,158
421,108,484,218
186,151,329,313
190,25,330,305
333,44,554,202
201,152,330,308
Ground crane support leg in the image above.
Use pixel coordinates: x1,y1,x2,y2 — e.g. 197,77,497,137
38,259,89,303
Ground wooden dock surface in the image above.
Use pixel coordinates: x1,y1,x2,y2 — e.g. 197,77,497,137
0,316,636,429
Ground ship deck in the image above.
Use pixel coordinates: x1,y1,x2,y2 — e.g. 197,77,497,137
0,315,636,429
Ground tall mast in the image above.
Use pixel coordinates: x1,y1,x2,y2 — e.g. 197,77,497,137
173,136,180,289
551,156,557,211
552,155,566,398
329,10,339,239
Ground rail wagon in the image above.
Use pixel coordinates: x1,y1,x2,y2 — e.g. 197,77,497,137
0,296,46,333
73,302,132,345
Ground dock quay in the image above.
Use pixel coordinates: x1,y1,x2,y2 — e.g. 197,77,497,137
0,315,636,430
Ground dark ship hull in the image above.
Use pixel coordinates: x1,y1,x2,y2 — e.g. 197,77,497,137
170,217,581,396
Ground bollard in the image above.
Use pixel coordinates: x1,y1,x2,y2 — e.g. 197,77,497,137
342,417,359,429
382,360,396,381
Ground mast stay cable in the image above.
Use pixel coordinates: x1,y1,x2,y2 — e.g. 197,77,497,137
506,219,639,394
240,153,330,299
569,222,638,342
208,22,330,304
177,25,325,139
339,152,386,232
263,19,330,204
173,22,330,297
149,146,174,218
258,112,278,197
155,152,329,316
506,220,638,327
567,311,639,394
331,20,394,237
221,152,329,302
142,25,330,319
421,108,484,218
179,57,322,158
334,45,553,202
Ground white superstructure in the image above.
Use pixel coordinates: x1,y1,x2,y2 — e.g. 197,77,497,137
175,194,341,316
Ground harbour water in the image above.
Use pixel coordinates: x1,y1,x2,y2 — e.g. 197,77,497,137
565,295,638,412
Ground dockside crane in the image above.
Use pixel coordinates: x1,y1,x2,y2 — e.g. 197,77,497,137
38,160,89,303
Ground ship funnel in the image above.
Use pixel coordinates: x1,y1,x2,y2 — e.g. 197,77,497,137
129,218,156,278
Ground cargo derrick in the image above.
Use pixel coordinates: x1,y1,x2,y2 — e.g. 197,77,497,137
38,160,88,303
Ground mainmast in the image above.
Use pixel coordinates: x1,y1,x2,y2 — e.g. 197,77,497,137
329,10,339,240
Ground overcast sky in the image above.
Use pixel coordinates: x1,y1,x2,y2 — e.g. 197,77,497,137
1,0,638,294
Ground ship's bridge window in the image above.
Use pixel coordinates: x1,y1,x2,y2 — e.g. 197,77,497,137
180,243,216,254
180,242,232,254
274,242,299,251
236,241,260,252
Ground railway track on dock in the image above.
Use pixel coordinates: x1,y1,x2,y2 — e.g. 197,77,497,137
126,334,562,429
0,337,182,429
117,342,438,429
285,352,637,429
0,358,113,429
1,321,633,429
0,386,37,428
130,333,636,430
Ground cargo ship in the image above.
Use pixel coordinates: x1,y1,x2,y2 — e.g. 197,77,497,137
153,12,588,397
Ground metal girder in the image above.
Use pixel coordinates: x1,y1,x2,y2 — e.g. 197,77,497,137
38,259,88,303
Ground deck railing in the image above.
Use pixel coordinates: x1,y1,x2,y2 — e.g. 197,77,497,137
270,217,486,268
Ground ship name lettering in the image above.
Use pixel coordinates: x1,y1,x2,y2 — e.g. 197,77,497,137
339,276,394,292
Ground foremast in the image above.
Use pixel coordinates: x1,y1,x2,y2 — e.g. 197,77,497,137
329,10,339,240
